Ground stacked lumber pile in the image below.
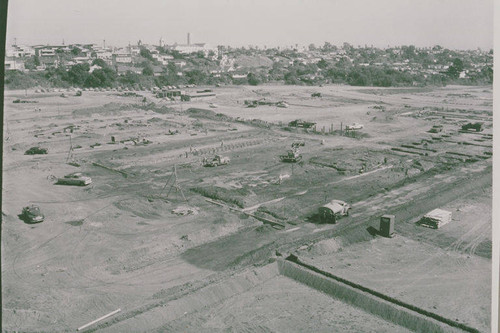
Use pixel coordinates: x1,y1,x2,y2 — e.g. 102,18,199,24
419,209,452,229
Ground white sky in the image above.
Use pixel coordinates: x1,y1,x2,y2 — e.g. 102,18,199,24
6,0,494,49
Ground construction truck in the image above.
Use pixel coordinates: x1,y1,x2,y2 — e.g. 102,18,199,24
203,155,230,167
279,149,302,163
318,200,351,223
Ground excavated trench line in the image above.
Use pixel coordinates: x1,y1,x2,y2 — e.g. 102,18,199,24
278,256,480,333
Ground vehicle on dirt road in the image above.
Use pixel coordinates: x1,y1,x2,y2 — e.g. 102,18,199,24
279,149,302,163
318,200,351,223
345,123,364,130
203,155,230,167
21,205,45,223
56,173,92,186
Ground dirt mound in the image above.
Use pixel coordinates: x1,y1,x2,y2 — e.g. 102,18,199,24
305,238,343,256
114,197,170,219
186,108,232,122
73,102,134,117
172,206,199,216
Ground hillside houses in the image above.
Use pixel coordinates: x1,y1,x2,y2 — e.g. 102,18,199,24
4,39,493,88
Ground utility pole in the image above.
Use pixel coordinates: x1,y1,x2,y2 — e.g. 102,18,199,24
66,135,73,163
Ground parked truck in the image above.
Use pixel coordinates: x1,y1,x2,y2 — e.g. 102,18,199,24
318,200,351,223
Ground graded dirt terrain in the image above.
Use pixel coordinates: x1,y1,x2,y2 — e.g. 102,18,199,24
1,84,492,332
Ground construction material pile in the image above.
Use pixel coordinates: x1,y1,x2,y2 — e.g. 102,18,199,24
419,209,452,229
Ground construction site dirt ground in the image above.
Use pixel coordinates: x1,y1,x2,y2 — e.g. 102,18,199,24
1,84,492,332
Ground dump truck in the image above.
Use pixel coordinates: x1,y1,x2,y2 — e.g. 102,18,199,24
57,172,92,186
279,149,302,163
318,200,351,223
203,155,230,167
21,205,45,223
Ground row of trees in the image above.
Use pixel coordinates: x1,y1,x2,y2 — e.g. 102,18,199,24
5,55,493,89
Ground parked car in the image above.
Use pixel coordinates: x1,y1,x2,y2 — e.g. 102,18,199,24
57,173,92,186
345,123,364,130
21,205,45,223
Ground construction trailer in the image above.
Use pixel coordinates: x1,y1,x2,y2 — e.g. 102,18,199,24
419,209,452,229
379,215,395,237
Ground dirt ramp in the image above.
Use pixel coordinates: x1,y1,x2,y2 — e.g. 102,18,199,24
278,258,477,333
97,264,279,332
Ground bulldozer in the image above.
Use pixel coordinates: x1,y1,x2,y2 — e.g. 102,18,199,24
279,149,302,163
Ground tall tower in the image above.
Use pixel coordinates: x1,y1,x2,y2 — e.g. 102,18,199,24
187,32,191,45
